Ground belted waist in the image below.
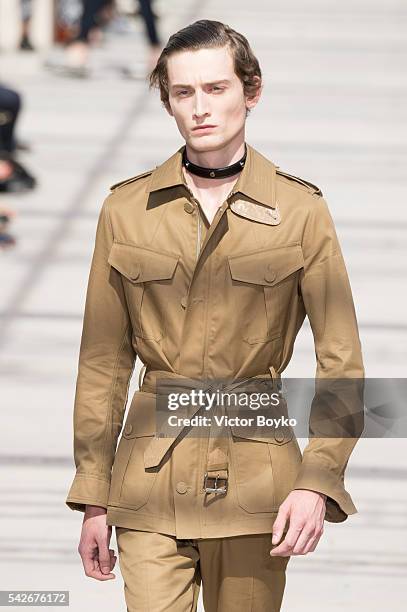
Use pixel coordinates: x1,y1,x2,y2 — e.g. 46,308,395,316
139,365,282,395
139,365,283,498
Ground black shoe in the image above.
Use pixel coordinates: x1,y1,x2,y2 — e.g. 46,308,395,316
20,35,35,51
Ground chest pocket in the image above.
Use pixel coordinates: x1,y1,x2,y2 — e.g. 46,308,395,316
108,242,179,341
227,243,304,344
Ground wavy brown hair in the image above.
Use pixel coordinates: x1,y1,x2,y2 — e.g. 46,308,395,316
148,19,262,115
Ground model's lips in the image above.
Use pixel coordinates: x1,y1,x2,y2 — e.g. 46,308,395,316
192,125,216,131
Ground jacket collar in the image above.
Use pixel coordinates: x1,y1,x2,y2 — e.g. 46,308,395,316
148,142,277,209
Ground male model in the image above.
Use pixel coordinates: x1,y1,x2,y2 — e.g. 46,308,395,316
66,19,364,612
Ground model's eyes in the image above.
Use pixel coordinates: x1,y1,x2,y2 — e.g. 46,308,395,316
175,86,225,97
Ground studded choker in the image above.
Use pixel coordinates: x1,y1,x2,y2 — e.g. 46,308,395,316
182,144,247,179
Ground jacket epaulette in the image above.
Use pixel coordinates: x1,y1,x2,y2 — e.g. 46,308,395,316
275,168,323,197
110,169,154,192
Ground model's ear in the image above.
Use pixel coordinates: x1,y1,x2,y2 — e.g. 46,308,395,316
245,76,263,111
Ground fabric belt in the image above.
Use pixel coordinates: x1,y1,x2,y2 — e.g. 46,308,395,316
138,366,282,497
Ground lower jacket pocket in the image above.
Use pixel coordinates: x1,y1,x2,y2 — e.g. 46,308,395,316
229,433,276,513
118,437,158,509
109,391,159,510
229,419,295,514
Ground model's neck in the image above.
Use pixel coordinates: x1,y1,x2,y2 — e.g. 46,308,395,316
183,139,246,190
184,140,245,170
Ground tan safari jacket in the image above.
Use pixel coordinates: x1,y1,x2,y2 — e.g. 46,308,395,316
65,142,365,539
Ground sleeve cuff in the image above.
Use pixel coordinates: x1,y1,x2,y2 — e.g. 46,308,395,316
292,460,357,523
65,473,111,512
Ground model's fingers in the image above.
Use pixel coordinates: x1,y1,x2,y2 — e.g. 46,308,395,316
270,522,303,556
98,540,113,575
302,530,323,555
93,554,116,581
291,526,317,555
80,546,96,577
79,542,115,581
271,505,289,545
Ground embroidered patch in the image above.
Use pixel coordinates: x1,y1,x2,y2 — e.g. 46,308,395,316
230,199,281,225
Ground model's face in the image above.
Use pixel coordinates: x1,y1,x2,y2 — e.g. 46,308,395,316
166,46,261,153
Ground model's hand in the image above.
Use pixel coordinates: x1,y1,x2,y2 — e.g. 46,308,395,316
77,505,117,580
269,489,326,557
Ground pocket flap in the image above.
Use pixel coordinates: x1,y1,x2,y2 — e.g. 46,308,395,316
228,243,304,286
108,242,179,283
122,392,157,438
230,424,294,445
227,397,294,445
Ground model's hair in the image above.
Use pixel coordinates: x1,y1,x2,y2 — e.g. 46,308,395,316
148,19,262,115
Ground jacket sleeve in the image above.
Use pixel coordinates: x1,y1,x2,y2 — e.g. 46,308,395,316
292,194,365,522
66,195,136,512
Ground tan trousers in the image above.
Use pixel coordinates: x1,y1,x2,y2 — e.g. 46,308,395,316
116,528,290,612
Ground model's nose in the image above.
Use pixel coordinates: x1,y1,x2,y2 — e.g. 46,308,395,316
193,92,210,118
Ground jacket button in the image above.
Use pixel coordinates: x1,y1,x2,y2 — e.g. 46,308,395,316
274,429,285,443
180,295,188,309
176,481,188,494
264,265,277,283
184,201,195,213
124,423,133,435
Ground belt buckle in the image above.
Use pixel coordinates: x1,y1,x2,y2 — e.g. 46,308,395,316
203,471,228,495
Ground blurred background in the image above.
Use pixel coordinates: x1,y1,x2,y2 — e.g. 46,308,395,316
0,0,406,610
